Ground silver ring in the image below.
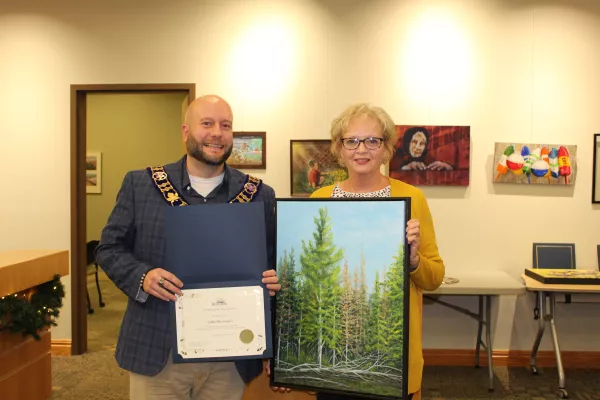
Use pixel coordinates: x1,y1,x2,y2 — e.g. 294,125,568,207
158,277,165,287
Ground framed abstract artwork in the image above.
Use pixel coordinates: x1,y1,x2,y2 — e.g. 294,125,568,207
86,152,102,194
228,132,266,169
290,140,348,197
593,134,600,203
271,198,411,399
389,125,471,186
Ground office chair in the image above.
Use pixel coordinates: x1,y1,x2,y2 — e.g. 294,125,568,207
532,242,575,316
86,240,105,314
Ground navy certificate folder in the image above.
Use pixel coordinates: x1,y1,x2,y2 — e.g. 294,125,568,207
164,202,272,363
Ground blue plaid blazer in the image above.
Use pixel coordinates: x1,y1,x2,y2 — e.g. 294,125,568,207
96,156,275,381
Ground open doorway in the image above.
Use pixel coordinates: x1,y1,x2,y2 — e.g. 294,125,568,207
70,84,195,355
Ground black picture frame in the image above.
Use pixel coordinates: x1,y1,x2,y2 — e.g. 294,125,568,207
271,197,411,399
532,243,576,270
593,134,600,203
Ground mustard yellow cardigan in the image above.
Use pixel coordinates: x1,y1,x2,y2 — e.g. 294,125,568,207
310,177,445,395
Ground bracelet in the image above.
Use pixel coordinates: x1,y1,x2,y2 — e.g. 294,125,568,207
140,272,147,291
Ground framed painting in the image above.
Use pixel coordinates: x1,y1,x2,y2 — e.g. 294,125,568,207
228,132,266,169
593,134,600,203
86,152,102,194
389,125,471,186
271,198,411,399
492,142,577,185
290,140,348,197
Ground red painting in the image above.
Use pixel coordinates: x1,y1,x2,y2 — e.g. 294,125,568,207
389,125,470,186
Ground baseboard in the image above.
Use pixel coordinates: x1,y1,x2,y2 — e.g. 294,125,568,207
50,340,71,357
423,349,600,368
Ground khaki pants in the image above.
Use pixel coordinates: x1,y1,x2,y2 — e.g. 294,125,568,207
130,357,245,400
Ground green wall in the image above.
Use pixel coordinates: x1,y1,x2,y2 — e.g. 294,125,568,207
86,93,187,242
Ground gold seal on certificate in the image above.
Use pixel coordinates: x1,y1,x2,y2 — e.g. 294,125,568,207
175,286,266,359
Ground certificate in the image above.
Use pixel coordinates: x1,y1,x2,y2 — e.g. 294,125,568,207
175,285,268,360
164,202,273,363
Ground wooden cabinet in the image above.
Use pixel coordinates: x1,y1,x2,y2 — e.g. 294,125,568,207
0,250,69,400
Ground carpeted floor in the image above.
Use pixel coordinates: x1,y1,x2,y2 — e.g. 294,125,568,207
51,270,129,400
50,271,599,400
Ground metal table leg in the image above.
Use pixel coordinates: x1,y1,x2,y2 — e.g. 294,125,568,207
548,293,568,398
530,291,568,399
474,295,494,391
424,294,495,391
485,295,493,392
475,295,484,368
530,290,546,374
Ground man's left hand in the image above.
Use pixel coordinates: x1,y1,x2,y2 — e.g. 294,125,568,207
262,270,281,296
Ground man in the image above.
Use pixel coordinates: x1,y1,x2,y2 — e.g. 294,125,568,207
96,95,281,400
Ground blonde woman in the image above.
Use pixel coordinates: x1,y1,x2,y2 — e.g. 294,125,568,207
311,103,445,400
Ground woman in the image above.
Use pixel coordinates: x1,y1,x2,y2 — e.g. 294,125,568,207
398,126,453,171
311,103,445,400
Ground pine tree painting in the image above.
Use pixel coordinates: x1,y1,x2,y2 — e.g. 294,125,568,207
273,199,410,399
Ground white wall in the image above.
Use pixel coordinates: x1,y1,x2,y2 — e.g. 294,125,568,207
1,0,599,350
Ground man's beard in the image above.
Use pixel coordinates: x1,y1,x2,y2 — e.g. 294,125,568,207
186,135,233,166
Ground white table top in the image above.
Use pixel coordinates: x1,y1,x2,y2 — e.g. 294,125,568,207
522,274,600,293
424,270,526,296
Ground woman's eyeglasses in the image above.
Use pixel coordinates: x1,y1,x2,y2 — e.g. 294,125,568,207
340,137,385,150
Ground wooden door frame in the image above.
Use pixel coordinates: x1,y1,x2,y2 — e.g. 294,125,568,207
70,83,195,355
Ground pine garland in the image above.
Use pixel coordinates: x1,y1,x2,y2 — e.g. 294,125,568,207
0,274,65,340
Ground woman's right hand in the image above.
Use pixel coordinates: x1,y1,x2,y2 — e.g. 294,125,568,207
265,362,292,393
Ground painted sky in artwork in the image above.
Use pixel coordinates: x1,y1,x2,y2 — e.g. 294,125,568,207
276,200,407,292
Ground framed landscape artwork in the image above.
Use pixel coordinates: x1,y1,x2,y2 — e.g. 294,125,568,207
228,132,266,169
290,140,348,197
86,152,102,194
271,198,411,399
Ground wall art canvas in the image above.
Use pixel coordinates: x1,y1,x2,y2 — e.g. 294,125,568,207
271,198,410,399
86,152,102,194
592,134,600,203
290,140,348,197
228,132,266,169
493,142,577,185
389,125,470,186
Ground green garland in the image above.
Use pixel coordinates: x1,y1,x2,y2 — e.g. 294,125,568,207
0,274,65,340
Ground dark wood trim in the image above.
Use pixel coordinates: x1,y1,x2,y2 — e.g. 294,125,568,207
71,83,195,95
593,133,600,203
423,348,600,368
70,87,87,355
70,83,195,355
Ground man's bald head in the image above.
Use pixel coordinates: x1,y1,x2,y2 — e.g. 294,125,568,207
184,95,233,126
